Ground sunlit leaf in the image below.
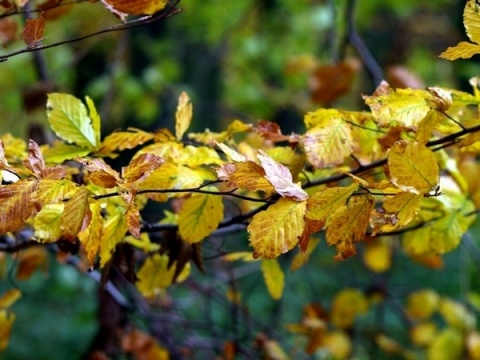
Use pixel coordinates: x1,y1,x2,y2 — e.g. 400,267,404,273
439,41,480,60
257,149,308,201
99,208,128,267
34,179,78,205
42,142,92,163
97,128,154,158
216,142,247,162
33,203,64,242
178,188,224,243
306,184,358,221
387,140,439,194
248,198,307,259
102,0,167,17
261,259,284,300
326,194,374,260
60,186,89,241
0,180,39,234
175,91,192,140
303,112,354,168
47,93,98,149
216,161,275,194
78,201,103,265
122,153,163,183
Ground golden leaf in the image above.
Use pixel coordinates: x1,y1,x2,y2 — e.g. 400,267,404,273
178,189,224,243
248,198,307,259
77,157,121,188
465,0,480,44
406,289,440,321
416,110,443,144
216,142,247,162
60,187,89,241
0,180,39,234
325,194,374,260
216,161,275,194
306,184,358,221
303,114,353,168
427,329,463,360
122,153,163,183
363,238,391,273
0,310,15,352
175,92,192,140
330,289,368,329
34,179,78,205
103,0,168,17
33,203,64,242
387,140,439,194
222,251,257,262
0,289,21,309
78,201,104,265
99,208,128,267
261,259,284,300
439,41,480,60
97,128,154,158
136,254,190,298
291,237,320,271
364,88,432,128
410,322,437,347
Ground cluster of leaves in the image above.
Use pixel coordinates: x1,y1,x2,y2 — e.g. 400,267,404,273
3,0,480,358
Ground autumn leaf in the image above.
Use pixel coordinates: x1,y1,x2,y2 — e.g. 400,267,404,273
136,254,190,298
23,139,45,177
34,179,78,205
76,157,121,188
97,128,154,158
330,289,369,329
99,208,128,267
363,238,392,273
175,92,192,140
60,186,89,241
216,142,247,162
303,110,354,168
440,0,480,60
387,140,439,194
325,194,374,260
47,93,99,149
178,188,224,243
306,184,358,222
21,15,45,48
291,237,320,271
0,180,39,234
248,198,307,259
33,203,64,242
261,259,284,300
121,153,163,184
42,142,92,163
216,161,275,194
102,0,167,18
427,329,463,360
78,201,104,265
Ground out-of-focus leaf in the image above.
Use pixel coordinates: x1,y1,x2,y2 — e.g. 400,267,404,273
0,310,15,351
21,15,45,48
248,198,306,259
261,259,284,300
411,322,437,347
178,188,224,243
363,238,392,273
427,328,463,360
102,0,167,18
175,91,192,140
330,289,368,329
439,298,476,331
0,289,21,309
406,289,440,321
291,237,320,271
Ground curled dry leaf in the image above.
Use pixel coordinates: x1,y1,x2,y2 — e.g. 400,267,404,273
22,15,45,48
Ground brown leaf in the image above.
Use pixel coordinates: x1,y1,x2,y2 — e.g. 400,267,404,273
298,217,324,252
216,161,275,194
60,187,89,241
0,180,40,233
23,139,45,177
0,18,18,48
16,247,48,280
21,15,45,48
76,157,121,188
125,203,140,239
122,153,163,183
256,120,298,143
38,0,74,20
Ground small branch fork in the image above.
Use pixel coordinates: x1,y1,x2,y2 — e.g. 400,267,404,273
0,0,183,63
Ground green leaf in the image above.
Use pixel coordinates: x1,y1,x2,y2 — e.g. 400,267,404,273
47,93,98,149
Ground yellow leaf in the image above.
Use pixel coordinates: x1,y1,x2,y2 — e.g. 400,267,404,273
291,237,320,271
0,289,21,309
99,208,128,267
363,239,391,273
175,92,192,140
467,332,480,360
330,289,368,329
304,108,341,129
60,186,89,241
136,254,190,298
406,289,440,321
42,142,91,164
387,140,439,194
261,259,284,300
222,251,257,262
411,322,437,347
416,110,444,144
178,188,224,243
248,198,307,259
78,201,104,265
427,328,463,360
372,192,422,234
216,161,275,194
439,298,476,331
0,180,40,234
465,0,480,44
322,331,352,360
34,179,78,205
103,0,167,16
364,88,432,128
325,194,374,260
439,41,480,60
0,310,15,352
121,153,163,183
1,133,26,163
303,115,354,168
306,184,358,221
46,93,98,149
216,142,247,162
33,203,64,242
97,128,154,157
